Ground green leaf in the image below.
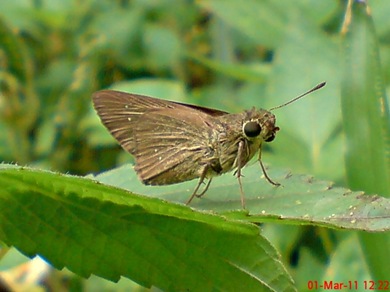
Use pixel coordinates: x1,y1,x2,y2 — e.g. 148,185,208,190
198,0,336,48
0,166,295,291
143,24,182,71
341,0,390,282
95,164,390,232
0,17,32,84
197,0,288,48
187,53,270,82
341,1,390,194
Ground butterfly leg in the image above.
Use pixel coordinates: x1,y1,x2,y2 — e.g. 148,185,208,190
185,165,212,205
195,178,212,198
236,140,246,209
258,152,280,186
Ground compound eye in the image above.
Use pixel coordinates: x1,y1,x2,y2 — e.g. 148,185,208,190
244,121,262,138
265,134,275,142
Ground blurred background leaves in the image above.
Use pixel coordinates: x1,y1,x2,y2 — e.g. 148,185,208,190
0,0,389,291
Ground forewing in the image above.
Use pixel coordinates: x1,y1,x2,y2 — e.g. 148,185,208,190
93,90,180,152
92,90,224,184
92,90,228,151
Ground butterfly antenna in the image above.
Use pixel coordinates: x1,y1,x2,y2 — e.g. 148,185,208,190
269,82,326,111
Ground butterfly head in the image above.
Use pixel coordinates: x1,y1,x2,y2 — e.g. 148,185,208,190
242,109,279,143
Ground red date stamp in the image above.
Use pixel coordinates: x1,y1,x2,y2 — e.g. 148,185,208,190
307,280,389,290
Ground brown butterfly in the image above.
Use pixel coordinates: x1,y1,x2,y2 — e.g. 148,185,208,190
92,82,325,208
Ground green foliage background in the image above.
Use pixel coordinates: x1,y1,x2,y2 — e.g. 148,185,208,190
0,0,389,291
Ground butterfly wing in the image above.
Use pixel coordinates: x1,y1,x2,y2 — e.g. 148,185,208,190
92,90,227,184
132,108,222,184
172,102,228,117
93,90,179,153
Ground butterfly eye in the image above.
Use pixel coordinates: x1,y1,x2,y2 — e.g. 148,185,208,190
243,121,262,138
265,134,275,142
